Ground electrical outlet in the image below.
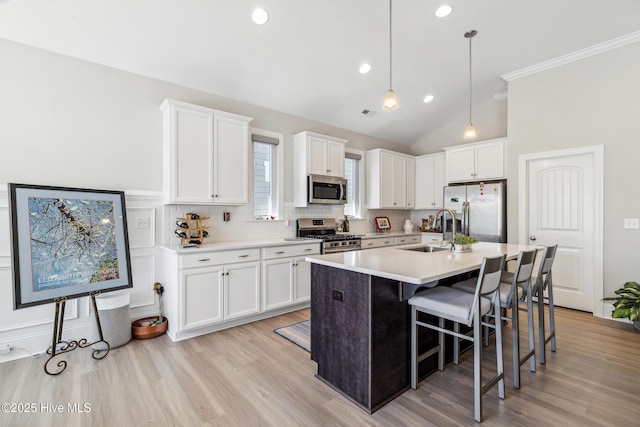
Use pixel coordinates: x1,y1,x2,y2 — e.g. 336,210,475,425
623,218,639,229
0,344,10,355
136,217,150,229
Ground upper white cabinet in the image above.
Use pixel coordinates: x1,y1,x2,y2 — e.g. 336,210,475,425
367,149,414,209
444,138,506,183
415,153,446,209
161,99,253,205
293,131,347,207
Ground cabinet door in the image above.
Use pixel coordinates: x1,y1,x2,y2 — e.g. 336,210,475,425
474,141,504,180
225,262,261,320
379,151,395,208
415,155,435,209
406,157,415,209
213,116,249,204
182,266,223,331
262,258,294,311
293,256,311,303
392,155,407,208
446,146,475,182
326,140,345,177
432,153,446,208
171,107,214,203
308,136,328,175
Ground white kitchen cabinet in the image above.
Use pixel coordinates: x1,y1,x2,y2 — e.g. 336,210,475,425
415,153,446,209
444,138,506,183
367,149,414,209
224,261,261,320
165,247,261,336
421,232,444,243
262,243,320,310
360,236,395,249
161,99,253,204
182,266,224,330
394,235,420,245
293,131,347,207
406,156,415,209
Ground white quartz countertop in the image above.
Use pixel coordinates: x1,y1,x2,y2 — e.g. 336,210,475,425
305,242,541,285
159,238,321,254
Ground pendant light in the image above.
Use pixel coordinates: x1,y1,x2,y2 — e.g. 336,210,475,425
463,30,477,140
383,0,398,110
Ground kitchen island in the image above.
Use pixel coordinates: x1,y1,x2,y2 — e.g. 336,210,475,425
306,242,539,413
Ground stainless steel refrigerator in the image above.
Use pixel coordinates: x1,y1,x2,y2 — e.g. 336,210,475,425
443,181,507,243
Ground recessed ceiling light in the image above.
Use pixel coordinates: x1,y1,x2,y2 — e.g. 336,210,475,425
435,5,453,18
251,8,269,25
359,63,372,74
423,94,435,103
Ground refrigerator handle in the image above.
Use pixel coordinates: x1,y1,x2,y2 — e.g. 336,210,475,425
464,202,470,235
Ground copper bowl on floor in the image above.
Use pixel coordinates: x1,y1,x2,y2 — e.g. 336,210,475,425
132,316,168,339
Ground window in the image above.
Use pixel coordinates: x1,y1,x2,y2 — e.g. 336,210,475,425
252,130,283,219
344,150,363,218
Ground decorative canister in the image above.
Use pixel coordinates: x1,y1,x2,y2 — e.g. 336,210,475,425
404,220,413,233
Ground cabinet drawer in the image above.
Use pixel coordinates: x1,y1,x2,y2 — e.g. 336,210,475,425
361,237,394,249
395,235,420,245
180,248,260,268
263,243,320,260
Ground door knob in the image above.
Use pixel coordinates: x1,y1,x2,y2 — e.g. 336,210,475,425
529,235,537,241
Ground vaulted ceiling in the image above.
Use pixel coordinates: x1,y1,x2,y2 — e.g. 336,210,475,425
1,0,639,145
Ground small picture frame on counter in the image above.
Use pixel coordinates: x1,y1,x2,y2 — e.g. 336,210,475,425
374,216,391,231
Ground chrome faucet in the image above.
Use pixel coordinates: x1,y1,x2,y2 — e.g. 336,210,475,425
435,208,457,249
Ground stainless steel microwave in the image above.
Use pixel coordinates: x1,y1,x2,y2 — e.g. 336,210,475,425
308,174,347,205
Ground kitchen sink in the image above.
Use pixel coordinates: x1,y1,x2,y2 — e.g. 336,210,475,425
402,245,450,253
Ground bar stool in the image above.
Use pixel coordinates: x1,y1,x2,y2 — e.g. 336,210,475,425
452,249,538,389
533,245,558,364
408,254,506,423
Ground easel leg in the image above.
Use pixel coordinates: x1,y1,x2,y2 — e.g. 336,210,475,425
43,293,111,376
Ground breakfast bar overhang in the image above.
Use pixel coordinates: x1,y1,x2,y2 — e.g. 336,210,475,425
306,242,539,413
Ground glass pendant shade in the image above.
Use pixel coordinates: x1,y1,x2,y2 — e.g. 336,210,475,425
383,89,398,110
464,123,477,140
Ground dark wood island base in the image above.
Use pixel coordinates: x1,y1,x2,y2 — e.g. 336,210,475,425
310,263,411,413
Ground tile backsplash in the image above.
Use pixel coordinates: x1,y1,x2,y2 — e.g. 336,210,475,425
162,203,439,245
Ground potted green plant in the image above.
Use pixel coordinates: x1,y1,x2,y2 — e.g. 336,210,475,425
451,233,478,252
603,281,640,331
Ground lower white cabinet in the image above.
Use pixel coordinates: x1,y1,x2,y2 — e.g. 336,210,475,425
262,243,319,311
225,261,261,320
158,241,320,341
361,236,395,249
394,235,420,245
182,266,223,330
181,260,260,329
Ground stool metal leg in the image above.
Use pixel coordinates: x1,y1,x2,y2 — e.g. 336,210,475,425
512,290,521,389
438,317,445,371
453,321,459,365
540,274,557,364
473,308,483,422
411,305,417,389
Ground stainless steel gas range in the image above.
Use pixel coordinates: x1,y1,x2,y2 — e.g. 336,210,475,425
297,218,361,254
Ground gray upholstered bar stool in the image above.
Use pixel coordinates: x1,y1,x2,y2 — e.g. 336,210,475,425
500,245,558,364
452,249,538,389
408,254,506,423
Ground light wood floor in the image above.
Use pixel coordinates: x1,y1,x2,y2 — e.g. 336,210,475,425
1,306,639,426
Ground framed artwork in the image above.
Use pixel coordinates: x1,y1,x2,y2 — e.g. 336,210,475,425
374,216,391,231
8,183,133,309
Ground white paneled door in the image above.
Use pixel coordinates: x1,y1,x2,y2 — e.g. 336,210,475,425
520,146,603,312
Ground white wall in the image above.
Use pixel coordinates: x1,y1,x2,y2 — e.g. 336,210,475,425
506,42,640,300
0,38,411,361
